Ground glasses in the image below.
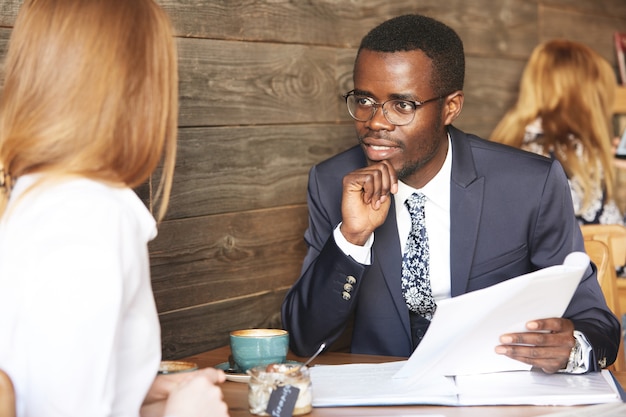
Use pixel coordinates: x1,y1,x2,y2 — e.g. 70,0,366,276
343,90,447,126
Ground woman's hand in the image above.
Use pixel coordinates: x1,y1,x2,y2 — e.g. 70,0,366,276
141,367,228,417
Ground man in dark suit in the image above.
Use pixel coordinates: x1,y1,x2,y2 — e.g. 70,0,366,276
281,14,621,373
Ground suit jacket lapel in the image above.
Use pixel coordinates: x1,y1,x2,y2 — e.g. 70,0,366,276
448,126,484,296
371,197,412,340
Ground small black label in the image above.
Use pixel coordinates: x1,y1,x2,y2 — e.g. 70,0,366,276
266,384,300,417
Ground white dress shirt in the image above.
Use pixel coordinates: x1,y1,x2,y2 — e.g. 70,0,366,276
0,174,161,417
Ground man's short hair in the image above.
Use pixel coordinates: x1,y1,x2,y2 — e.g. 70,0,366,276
358,14,465,96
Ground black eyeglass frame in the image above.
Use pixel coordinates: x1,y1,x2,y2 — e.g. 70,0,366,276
342,90,451,126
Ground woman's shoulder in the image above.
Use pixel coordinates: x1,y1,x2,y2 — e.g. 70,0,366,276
5,175,155,237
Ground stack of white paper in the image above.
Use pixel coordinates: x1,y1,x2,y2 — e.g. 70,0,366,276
311,366,621,407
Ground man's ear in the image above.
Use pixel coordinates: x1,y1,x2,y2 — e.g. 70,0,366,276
443,91,464,125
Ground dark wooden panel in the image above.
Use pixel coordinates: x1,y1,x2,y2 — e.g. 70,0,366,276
177,38,344,127
150,205,309,313
160,0,538,57
160,290,287,359
158,0,372,47
0,1,20,26
0,28,9,86
542,0,626,19
160,124,355,220
337,48,357,95
540,6,626,64
456,56,527,139
429,0,538,59
0,28,10,56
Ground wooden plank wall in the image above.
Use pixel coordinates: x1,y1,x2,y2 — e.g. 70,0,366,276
1,0,626,359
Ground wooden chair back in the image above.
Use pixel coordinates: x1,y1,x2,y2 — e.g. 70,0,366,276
580,224,626,269
0,369,15,417
583,238,626,372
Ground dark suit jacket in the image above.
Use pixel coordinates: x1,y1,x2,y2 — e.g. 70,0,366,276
282,126,621,370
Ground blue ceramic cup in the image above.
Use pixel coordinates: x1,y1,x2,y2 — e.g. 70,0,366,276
229,328,289,372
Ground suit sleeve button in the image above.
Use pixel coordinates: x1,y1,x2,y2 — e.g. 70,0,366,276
342,291,351,300
346,275,356,285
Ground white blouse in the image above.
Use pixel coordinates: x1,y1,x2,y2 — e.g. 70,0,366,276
0,175,161,417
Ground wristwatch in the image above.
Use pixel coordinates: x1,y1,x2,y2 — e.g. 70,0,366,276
562,331,585,373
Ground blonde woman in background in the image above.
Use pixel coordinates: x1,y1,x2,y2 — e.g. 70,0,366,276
491,39,623,225
0,1,228,416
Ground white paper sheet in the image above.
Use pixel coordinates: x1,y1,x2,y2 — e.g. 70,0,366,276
394,251,590,379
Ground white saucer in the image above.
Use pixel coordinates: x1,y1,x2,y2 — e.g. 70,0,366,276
214,361,303,383
214,362,250,383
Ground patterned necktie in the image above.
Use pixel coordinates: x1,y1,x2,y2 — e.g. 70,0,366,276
401,192,437,320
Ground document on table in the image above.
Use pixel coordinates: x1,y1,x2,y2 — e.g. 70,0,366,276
310,252,622,407
311,361,459,406
311,365,622,407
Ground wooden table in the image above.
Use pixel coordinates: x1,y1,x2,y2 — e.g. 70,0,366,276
183,345,625,417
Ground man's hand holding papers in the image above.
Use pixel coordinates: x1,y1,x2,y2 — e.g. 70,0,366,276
393,251,591,380
495,317,576,373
